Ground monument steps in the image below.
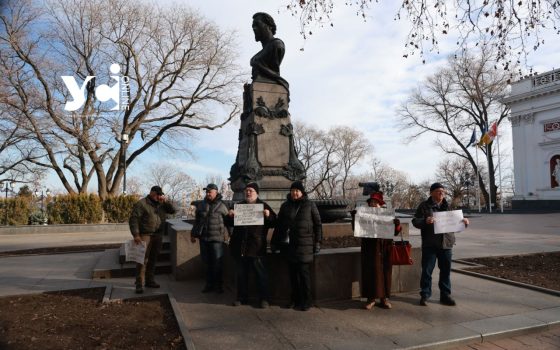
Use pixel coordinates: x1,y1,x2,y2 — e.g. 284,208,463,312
92,235,172,279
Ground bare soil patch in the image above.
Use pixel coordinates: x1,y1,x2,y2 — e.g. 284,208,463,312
462,251,560,291
323,237,560,291
0,287,186,350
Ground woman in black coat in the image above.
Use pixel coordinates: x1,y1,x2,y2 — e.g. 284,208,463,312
272,181,322,311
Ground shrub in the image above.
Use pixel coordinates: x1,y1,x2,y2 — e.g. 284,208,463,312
47,194,103,224
0,197,32,225
102,194,140,223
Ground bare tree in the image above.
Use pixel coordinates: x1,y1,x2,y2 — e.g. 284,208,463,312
147,163,197,205
332,126,371,198
398,48,511,210
286,0,559,69
437,157,473,208
294,121,338,198
0,0,242,199
294,122,371,199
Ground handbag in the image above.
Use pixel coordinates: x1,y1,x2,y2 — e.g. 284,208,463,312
390,235,413,265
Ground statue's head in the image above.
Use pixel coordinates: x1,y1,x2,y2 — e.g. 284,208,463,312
252,12,276,42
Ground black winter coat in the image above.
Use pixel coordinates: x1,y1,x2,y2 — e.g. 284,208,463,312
273,194,322,263
193,194,229,242
226,199,276,258
411,197,456,249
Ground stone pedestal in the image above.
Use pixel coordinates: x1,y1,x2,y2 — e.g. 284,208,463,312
229,81,305,212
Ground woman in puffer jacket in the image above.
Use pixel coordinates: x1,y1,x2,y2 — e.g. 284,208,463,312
272,181,322,311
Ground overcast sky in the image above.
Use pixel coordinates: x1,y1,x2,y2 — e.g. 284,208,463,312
41,0,560,193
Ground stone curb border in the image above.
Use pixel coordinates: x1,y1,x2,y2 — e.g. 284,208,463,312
167,291,196,350
113,289,195,350
401,323,559,350
452,262,560,297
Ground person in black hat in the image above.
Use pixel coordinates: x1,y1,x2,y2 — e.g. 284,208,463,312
226,182,276,308
129,185,176,294
272,181,322,311
191,183,230,293
412,182,469,306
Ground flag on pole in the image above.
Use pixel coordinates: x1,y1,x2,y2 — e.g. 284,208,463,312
477,122,498,147
466,128,477,148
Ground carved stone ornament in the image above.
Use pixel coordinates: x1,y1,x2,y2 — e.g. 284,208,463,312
280,123,293,137
509,113,535,127
254,96,289,119
247,122,265,135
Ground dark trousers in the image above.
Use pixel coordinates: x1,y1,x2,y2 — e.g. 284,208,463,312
235,256,269,302
200,241,224,289
135,234,162,287
289,262,312,308
420,246,452,299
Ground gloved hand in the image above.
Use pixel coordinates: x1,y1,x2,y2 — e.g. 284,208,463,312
313,243,321,255
393,218,402,236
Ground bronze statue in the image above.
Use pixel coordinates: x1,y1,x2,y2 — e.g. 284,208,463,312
250,13,289,92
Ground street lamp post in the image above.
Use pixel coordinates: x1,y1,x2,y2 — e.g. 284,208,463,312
34,188,51,224
461,173,473,214
122,133,129,195
1,181,14,225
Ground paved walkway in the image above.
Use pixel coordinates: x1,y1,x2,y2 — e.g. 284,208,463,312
0,213,559,349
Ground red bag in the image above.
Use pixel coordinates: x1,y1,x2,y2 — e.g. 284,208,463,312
390,237,413,265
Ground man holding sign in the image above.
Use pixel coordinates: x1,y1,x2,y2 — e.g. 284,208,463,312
227,182,276,308
412,183,469,307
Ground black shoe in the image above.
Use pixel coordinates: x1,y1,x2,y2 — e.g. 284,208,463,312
283,302,296,309
215,287,224,294
232,300,242,306
300,305,311,311
260,300,270,309
135,285,144,294
440,296,456,306
419,297,428,306
201,285,213,293
145,281,160,288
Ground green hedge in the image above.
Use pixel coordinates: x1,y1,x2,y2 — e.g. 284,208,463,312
0,197,33,225
0,193,142,225
102,194,140,223
48,194,103,224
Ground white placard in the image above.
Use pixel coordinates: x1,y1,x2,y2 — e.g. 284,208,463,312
124,239,146,264
353,206,395,239
433,210,465,234
234,203,264,226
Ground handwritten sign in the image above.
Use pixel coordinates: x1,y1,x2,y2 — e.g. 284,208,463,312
433,210,465,234
234,203,264,226
124,239,146,264
353,206,395,239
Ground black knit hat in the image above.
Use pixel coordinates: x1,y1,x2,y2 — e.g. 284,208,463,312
430,182,445,192
290,181,306,194
150,185,164,195
245,182,259,194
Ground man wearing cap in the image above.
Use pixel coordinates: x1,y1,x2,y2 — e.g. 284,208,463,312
191,183,230,293
129,185,177,294
412,182,469,306
226,182,276,308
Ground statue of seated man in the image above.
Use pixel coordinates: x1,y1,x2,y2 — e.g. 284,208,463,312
250,12,289,93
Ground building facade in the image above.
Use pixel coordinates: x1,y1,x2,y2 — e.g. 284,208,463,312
504,68,560,210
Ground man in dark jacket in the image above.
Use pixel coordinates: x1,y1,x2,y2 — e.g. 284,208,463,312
412,182,469,306
226,182,276,308
129,185,176,294
273,181,322,311
191,183,230,293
